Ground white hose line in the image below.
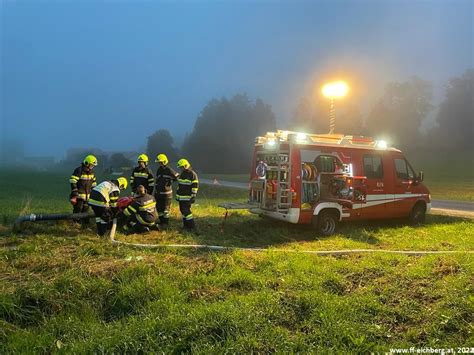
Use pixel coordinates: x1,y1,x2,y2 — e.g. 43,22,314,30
108,219,473,256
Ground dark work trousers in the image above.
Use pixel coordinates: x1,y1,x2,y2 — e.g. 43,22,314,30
156,195,172,225
125,214,153,233
91,205,113,236
73,199,90,226
179,200,195,229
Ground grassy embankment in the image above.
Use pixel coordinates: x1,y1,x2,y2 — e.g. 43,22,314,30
0,170,473,352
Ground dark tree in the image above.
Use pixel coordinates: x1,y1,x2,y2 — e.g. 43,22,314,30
109,153,132,169
146,129,178,163
182,94,276,173
365,77,433,152
430,69,474,155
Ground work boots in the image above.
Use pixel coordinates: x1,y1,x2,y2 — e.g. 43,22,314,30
96,222,111,237
158,216,169,229
183,218,199,235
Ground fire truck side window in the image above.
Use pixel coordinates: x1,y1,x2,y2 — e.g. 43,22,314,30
394,158,414,180
363,155,383,179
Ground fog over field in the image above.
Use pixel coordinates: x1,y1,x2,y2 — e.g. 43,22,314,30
1,0,472,165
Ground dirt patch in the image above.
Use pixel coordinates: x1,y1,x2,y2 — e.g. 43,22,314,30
432,258,462,277
188,286,225,301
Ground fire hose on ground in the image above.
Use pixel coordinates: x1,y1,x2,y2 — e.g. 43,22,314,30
13,213,473,256
107,220,473,256
13,212,94,232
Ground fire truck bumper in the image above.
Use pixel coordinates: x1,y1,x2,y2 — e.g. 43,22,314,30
254,208,300,224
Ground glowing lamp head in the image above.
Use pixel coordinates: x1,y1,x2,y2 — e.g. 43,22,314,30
322,81,349,99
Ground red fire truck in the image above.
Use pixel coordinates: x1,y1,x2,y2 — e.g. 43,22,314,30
222,130,431,235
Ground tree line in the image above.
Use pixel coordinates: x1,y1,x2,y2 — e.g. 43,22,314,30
7,69,470,173
147,69,472,173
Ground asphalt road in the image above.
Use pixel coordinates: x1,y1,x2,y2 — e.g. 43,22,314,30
201,178,474,216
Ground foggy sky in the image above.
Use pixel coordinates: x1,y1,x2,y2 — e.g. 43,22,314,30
1,0,472,158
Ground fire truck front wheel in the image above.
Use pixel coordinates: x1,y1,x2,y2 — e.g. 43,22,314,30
408,201,426,225
313,210,339,236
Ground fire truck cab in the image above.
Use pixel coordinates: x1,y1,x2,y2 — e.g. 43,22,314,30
228,130,431,235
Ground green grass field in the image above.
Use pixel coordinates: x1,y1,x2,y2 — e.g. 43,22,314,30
1,170,473,352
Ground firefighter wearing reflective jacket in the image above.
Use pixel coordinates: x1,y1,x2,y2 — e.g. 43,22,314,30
123,185,158,233
130,154,154,195
89,177,127,236
176,159,199,230
69,155,98,217
154,154,179,226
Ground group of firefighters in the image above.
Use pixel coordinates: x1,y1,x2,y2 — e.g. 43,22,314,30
69,153,199,236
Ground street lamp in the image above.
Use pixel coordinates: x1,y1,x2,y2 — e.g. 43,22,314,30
322,81,349,134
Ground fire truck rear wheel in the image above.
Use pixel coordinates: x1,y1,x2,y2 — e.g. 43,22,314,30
314,210,339,236
409,202,426,225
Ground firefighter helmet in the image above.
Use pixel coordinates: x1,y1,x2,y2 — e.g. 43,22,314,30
155,153,168,165
83,155,98,167
177,158,190,169
137,154,149,164
117,177,128,190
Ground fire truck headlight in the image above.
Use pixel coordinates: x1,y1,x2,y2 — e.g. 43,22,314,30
376,140,388,149
265,139,277,149
296,133,307,143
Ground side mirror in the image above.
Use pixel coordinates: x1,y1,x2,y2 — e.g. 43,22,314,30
418,171,424,182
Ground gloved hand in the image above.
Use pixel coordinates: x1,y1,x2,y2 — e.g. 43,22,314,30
70,191,78,199
70,196,77,206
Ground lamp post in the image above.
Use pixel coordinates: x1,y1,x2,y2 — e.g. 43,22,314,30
322,81,349,134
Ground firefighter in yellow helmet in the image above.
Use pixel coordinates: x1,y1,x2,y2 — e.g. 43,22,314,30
154,153,179,227
89,177,127,236
69,155,98,224
130,154,155,195
176,158,199,231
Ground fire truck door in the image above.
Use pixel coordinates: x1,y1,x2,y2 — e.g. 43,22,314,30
392,155,416,217
360,153,390,219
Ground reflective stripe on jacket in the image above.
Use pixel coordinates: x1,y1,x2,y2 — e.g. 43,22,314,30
130,166,155,193
123,193,158,224
155,165,178,195
70,164,97,200
89,181,120,208
176,169,199,201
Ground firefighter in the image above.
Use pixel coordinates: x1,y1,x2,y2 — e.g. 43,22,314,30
69,155,98,223
89,177,128,236
122,185,158,233
176,158,199,231
130,154,154,195
154,153,179,227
